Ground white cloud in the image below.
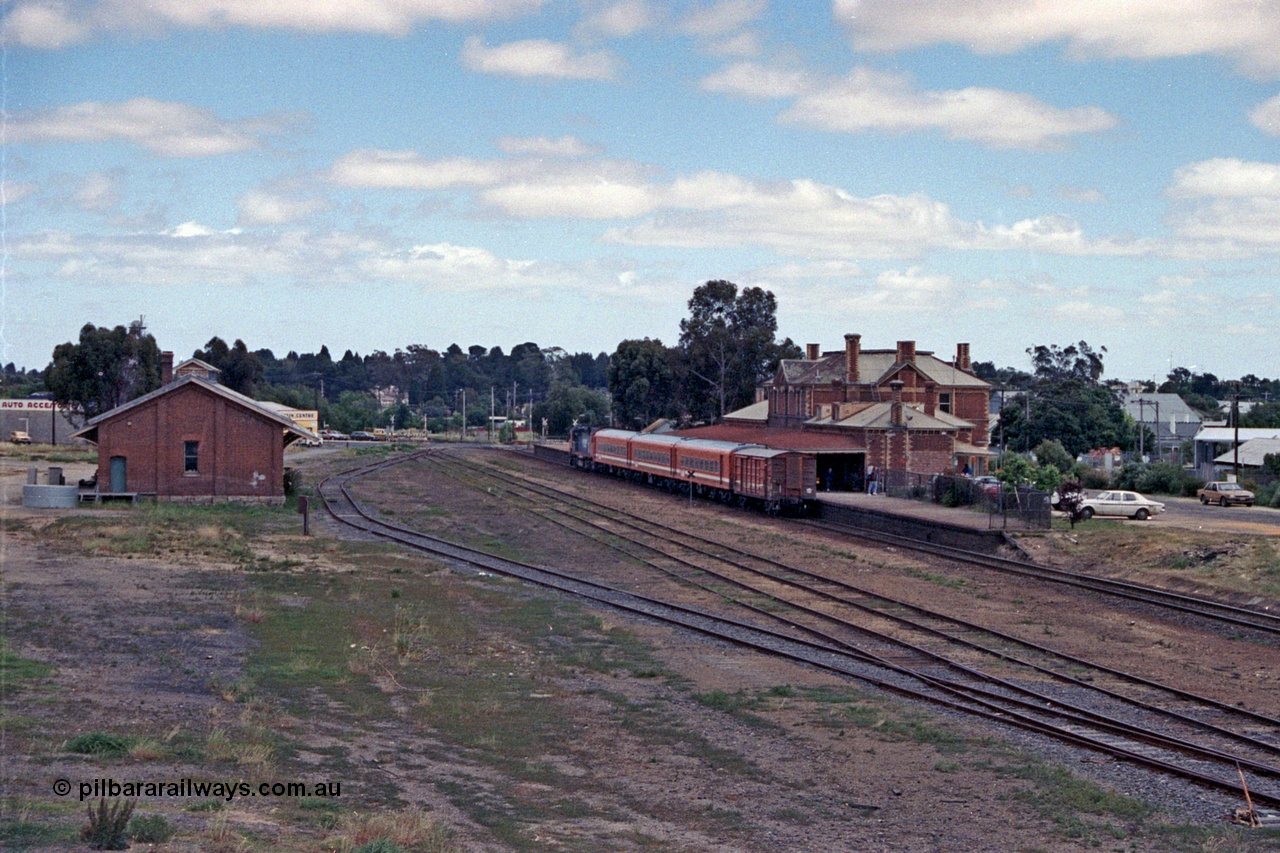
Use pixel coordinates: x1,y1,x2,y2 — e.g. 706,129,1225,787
73,173,121,212
1169,158,1280,197
833,0,1280,76
3,0,545,47
2,182,40,205
779,67,1116,150
1165,159,1280,249
461,36,620,80
751,260,868,281
7,98,296,157
318,147,1153,259
328,149,506,188
576,0,657,38
700,62,812,99
870,267,956,306
484,177,657,218
358,242,541,290
237,190,331,226
496,135,598,157
1250,92,1280,134
1055,300,1125,323
1056,185,1107,204
1172,197,1280,246
15,225,555,295
677,0,763,56
678,0,765,37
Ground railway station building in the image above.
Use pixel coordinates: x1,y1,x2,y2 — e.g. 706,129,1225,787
678,335,994,491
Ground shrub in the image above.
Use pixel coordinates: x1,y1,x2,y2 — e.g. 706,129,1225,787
67,732,134,757
81,798,135,850
1033,439,1075,474
1113,461,1202,496
1254,481,1280,508
129,813,175,843
1077,466,1110,489
353,842,408,853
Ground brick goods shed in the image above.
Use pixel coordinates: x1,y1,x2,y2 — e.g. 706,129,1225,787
71,375,313,504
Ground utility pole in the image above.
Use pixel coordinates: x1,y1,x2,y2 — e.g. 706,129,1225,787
1154,401,1161,461
1136,399,1146,460
1232,383,1241,481
1024,391,1031,453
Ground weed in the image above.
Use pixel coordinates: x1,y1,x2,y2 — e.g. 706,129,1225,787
127,739,164,761
0,641,54,697
325,808,455,853
66,732,134,757
80,798,135,850
904,567,967,590
128,813,175,843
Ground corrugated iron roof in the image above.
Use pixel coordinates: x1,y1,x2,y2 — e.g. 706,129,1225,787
1213,437,1280,466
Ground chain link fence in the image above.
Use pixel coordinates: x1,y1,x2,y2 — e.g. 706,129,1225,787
880,471,1052,529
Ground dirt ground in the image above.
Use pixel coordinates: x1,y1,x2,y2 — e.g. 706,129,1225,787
2,446,1278,851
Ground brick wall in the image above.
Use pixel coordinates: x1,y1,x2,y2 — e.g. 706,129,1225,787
95,383,285,501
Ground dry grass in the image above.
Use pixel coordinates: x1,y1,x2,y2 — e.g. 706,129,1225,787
324,808,456,853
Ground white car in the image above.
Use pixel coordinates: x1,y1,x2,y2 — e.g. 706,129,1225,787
1079,490,1165,521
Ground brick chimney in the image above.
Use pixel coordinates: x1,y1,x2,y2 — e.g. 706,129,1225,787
956,342,971,371
805,342,820,360
890,380,905,427
896,340,916,364
844,334,861,384
161,351,174,385
924,381,937,417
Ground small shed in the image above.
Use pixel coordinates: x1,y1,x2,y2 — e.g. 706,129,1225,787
71,375,313,504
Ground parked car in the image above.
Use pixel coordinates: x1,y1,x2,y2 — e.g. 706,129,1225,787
9,430,31,444
350,431,380,441
318,429,349,441
1197,481,1254,507
1079,490,1165,520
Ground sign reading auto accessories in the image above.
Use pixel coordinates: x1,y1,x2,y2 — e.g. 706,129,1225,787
0,399,64,412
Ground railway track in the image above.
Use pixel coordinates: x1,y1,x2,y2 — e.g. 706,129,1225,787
802,518,1280,637
319,447,1280,813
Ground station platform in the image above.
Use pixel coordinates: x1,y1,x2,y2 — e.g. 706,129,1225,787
813,490,1028,554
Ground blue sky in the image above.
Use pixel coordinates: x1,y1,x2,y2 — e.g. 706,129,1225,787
5,0,1280,383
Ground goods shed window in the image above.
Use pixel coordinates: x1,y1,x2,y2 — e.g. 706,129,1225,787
183,441,199,473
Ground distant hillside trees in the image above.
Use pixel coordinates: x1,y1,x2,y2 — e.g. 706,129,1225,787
0,363,46,398
192,337,264,396
245,339,609,434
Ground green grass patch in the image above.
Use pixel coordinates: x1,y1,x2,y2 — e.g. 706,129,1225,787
65,731,135,757
0,640,53,698
904,567,967,590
